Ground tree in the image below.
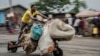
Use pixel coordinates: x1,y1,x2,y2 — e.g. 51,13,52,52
70,0,87,13
33,0,70,13
32,0,87,14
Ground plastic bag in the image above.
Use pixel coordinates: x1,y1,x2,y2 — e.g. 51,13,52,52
38,24,54,55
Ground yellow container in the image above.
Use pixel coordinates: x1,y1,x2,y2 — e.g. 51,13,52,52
92,27,98,34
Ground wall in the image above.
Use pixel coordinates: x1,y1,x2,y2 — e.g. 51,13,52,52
0,11,5,24
4,6,26,24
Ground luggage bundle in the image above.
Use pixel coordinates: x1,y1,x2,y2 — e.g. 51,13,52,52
49,19,75,41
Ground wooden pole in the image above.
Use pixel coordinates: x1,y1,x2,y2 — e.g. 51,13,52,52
9,0,13,12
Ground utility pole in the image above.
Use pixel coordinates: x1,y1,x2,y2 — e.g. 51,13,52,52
9,0,13,12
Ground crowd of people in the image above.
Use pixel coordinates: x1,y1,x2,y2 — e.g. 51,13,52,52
65,16,85,35
65,14,100,37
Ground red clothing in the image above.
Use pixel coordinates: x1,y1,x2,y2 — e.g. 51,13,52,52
13,12,18,25
79,19,85,29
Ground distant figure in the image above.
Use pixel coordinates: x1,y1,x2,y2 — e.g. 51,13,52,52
65,16,80,34
72,17,80,35
5,20,14,33
92,16,100,36
65,14,72,24
79,17,86,35
67,17,73,25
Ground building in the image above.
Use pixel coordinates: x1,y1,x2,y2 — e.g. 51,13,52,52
0,4,27,26
0,11,5,26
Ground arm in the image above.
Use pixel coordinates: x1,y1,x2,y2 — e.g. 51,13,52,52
38,13,48,19
36,10,51,20
28,14,34,19
27,14,38,23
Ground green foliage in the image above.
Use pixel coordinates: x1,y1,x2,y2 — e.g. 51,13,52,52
70,0,87,13
33,0,70,13
32,0,87,14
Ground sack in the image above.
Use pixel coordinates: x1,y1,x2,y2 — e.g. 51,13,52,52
31,24,43,40
38,24,54,54
21,34,37,54
92,27,98,34
49,19,75,41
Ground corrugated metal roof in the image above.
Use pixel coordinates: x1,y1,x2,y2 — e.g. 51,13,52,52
0,5,10,10
0,4,27,10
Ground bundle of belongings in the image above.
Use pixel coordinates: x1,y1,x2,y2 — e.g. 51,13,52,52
21,21,44,54
21,19,75,54
49,19,75,41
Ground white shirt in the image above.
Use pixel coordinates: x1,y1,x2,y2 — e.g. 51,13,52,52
67,18,73,25
73,19,80,27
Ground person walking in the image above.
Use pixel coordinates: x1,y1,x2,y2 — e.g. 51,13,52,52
72,17,80,35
